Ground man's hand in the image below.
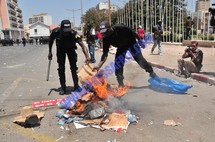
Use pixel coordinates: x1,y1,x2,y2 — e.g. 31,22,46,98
92,66,100,72
48,52,52,60
85,58,91,64
150,72,158,78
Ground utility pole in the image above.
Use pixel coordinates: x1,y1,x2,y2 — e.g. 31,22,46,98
81,0,83,32
108,0,111,25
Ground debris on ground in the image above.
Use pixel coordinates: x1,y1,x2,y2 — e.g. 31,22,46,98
13,106,45,127
163,119,181,126
54,64,137,132
32,99,62,108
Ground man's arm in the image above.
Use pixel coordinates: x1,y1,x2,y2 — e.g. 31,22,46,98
77,41,90,62
93,41,110,71
48,36,54,60
182,48,192,58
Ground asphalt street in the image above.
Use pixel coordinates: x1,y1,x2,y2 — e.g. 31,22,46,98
0,44,215,142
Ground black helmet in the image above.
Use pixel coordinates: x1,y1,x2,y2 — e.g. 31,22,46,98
60,20,71,32
99,21,112,38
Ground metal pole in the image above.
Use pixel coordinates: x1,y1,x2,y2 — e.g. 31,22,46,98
81,0,83,32
173,0,175,42
108,0,111,25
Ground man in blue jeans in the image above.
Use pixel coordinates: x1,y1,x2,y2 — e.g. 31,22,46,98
151,20,163,55
85,23,96,63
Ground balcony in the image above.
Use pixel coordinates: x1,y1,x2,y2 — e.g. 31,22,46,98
11,22,18,28
16,8,22,13
9,9,16,15
18,24,24,29
10,15,17,21
7,2,15,9
18,19,23,23
17,13,22,18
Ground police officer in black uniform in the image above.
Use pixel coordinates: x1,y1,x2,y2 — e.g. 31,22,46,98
93,21,157,87
48,20,90,95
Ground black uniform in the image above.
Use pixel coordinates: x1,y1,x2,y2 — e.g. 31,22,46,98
102,24,153,86
49,27,81,90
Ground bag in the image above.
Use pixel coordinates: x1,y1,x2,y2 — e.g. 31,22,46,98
148,76,192,94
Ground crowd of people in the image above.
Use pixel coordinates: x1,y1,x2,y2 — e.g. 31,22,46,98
44,19,203,95
0,37,49,47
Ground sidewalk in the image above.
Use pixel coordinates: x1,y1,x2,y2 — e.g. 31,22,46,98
108,43,215,85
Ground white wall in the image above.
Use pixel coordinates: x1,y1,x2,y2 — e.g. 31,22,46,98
43,15,52,26
29,24,50,37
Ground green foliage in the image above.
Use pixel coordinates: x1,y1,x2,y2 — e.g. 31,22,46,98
82,8,108,32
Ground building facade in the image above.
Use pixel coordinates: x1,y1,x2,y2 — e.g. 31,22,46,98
0,0,24,40
194,0,211,34
29,13,52,26
29,22,50,38
96,2,119,12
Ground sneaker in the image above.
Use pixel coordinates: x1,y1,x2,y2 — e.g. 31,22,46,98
158,53,162,56
176,73,186,78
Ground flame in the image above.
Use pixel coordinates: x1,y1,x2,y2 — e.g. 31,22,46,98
73,100,86,113
86,75,131,99
73,73,131,112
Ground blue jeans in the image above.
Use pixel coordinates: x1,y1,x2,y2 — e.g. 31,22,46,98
151,39,162,54
88,44,96,62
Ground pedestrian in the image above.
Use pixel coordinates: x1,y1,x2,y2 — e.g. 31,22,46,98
96,30,102,49
185,16,194,40
137,25,144,39
48,20,90,95
151,20,163,55
85,23,96,63
35,38,38,45
22,37,26,47
92,21,157,87
16,39,20,46
177,41,203,78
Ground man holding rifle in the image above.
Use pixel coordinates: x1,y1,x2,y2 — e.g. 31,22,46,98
48,20,90,95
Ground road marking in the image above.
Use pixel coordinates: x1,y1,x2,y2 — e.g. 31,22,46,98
3,63,26,68
0,77,22,104
0,121,56,142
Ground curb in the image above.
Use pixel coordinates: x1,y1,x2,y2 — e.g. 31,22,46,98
149,62,215,86
106,48,215,86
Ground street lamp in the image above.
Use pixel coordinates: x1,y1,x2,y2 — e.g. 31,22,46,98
66,9,81,27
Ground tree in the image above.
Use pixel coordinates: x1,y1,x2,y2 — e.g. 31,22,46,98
82,8,108,32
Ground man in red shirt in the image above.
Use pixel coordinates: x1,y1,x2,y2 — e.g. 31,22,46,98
137,25,144,39
96,31,102,49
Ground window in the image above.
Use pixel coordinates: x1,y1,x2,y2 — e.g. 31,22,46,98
34,29,37,34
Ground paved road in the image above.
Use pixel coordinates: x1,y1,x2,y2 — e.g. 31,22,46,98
0,44,215,142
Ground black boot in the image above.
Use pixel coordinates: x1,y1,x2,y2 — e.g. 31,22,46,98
59,86,66,95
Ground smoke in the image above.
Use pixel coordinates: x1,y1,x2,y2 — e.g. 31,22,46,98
105,96,129,113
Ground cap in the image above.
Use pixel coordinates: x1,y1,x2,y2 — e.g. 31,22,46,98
99,21,111,34
139,25,142,28
158,20,162,23
61,20,71,32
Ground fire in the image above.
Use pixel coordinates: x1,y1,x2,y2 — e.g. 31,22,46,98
72,64,131,113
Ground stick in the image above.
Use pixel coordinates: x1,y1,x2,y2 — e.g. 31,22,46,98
46,60,51,81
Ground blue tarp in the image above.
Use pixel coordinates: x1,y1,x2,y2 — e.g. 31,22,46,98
148,76,193,94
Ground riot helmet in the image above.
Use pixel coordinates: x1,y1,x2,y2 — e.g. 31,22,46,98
61,20,71,32
99,21,112,38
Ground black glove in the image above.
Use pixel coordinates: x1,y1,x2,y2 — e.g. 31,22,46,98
150,72,157,78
